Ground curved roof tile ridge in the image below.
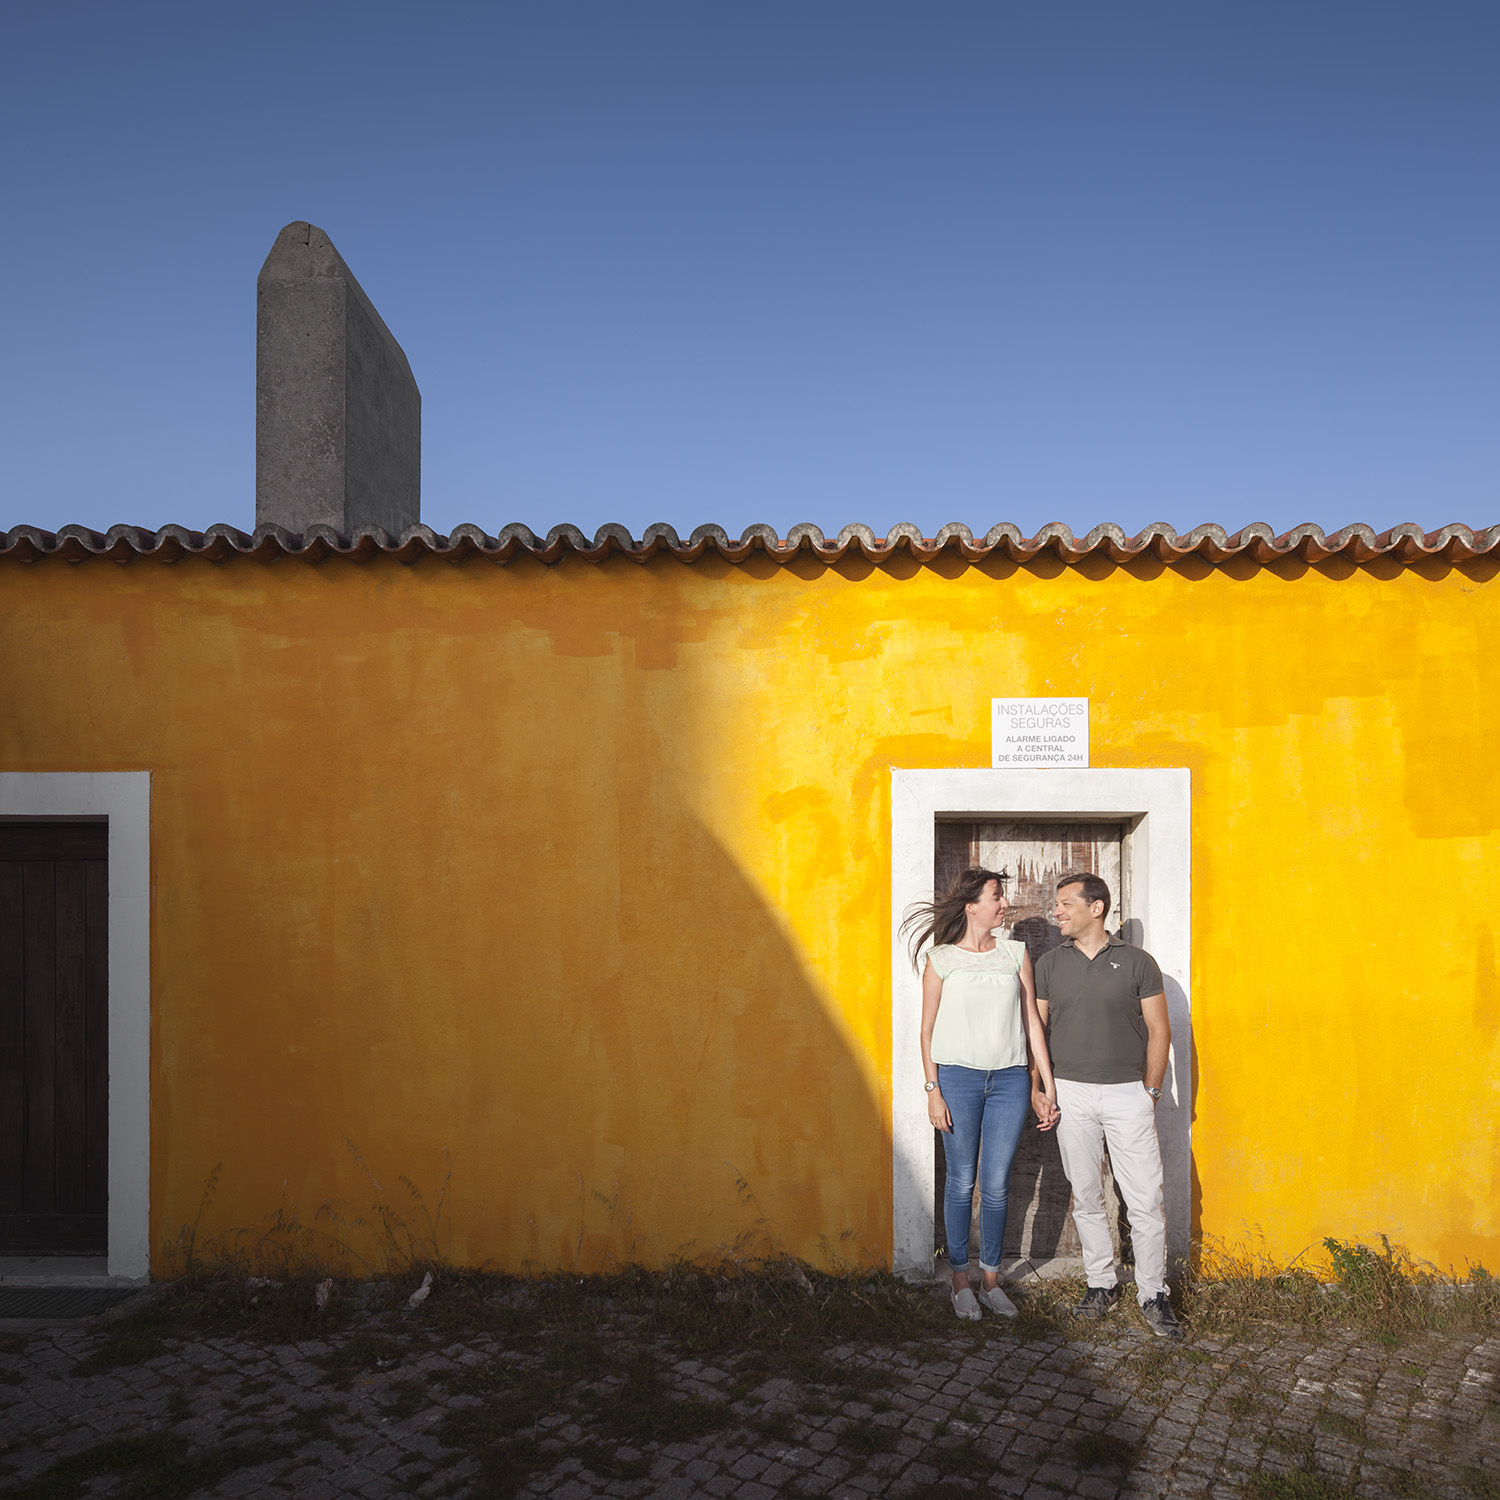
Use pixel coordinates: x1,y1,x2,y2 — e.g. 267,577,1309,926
2,520,1496,567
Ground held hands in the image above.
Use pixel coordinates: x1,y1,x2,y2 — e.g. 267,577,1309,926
927,1088,953,1133
1031,1087,1059,1132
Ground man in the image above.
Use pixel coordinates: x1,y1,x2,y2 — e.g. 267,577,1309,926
1034,873,1182,1339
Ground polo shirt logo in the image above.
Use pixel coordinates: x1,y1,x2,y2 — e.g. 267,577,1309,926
1109,962,1120,969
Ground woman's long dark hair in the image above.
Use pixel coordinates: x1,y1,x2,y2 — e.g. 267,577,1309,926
899,867,1007,971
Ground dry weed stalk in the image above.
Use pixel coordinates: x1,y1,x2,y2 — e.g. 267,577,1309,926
1185,1230,1500,1341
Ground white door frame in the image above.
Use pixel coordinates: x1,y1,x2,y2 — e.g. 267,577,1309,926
0,773,151,1280
890,767,1191,1276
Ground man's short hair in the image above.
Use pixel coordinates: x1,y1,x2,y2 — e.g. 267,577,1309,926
1057,872,1111,921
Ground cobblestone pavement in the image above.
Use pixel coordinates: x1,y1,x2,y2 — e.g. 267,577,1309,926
1,1300,1497,1499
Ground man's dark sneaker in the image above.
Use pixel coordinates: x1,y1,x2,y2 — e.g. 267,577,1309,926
1073,1285,1120,1320
1139,1291,1184,1340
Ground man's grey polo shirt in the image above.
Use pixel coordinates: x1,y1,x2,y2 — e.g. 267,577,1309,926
1034,935,1164,1085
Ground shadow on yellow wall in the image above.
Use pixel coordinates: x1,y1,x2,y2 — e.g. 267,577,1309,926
3,546,1498,1273
161,808,891,1278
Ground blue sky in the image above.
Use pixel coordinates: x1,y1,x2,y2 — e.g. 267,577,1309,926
1,2,1495,541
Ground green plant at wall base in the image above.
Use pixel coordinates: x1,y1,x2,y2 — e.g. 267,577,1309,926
1322,1235,1417,1307
1184,1232,1500,1342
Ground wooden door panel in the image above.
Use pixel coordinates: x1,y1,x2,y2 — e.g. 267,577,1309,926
0,1211,107,1254
0,864,24,1215
53,862,90,1215
0,823,108,1255
20,862,57,1212
84,861,109,1215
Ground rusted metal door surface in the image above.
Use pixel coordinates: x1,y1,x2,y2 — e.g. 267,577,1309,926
0,822,109,1255
932,820,1130,1269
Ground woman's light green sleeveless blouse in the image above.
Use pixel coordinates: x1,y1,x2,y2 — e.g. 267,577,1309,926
928,939,1028,1070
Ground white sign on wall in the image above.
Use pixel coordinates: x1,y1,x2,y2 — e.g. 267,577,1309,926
992,698,1090,768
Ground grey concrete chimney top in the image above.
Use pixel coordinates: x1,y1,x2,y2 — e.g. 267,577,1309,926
255,221,421,539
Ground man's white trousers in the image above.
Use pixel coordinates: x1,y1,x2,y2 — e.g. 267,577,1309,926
1054,1078,1168,1303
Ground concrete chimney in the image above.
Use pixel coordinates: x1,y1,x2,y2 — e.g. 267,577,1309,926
255,221,420,537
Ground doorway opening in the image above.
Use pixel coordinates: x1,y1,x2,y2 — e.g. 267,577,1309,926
890,767,1191,1279
931,819,1132,1271
0,821,109,1256
0,771,151,1281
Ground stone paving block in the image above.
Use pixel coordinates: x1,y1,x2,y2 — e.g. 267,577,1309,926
1034,1461,1079,1486
1165,1473,1211,1495
7,1296,1499,1500
988,1475,1030,1496
1009,1434,1051,1457
649,1479,700,1500
280,1475,339,1500
789,1474,836,1497
1075,1476,1121,1499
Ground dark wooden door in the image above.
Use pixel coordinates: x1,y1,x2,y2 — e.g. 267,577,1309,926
932,819,1129,1269
0,822,108,1254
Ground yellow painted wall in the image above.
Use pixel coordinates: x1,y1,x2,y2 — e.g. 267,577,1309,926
2,549,1497,1274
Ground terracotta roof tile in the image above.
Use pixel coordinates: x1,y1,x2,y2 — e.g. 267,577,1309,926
2,520,1496,566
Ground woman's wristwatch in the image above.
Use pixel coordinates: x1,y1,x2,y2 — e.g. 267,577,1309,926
924,1080,938,1093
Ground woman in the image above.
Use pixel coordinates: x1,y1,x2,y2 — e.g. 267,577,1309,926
902,868,1059,1320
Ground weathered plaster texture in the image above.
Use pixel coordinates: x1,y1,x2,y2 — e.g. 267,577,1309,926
1,545,1497,1274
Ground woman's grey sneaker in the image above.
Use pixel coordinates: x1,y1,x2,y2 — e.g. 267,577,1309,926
951,1286,982,1321
1139,1291,1184,1340
979,1284,1018,1318
1073,1285,1120,1320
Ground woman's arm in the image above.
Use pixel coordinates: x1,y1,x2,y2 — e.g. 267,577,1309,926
919,959,952,1133
1019,951,1059,1131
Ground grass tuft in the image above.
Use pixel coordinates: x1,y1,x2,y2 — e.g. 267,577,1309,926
1068,1430,1143,1471
1459,1465,1500,1500
1247,1473,1354,1500
573,1441,652,1481
69,1326,167,1376
1125,1344,1182,1393
5,1432,286,1500
1184,1233,1500,1343
838,1419,901,1455
313,1331,408,1389
1314,1407,1362,1441
589,1354,734,1443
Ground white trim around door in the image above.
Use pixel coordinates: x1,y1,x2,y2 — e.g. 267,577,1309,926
0,772,151,1280
890,767,1191,1277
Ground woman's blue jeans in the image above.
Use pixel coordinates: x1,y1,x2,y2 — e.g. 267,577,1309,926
937,1064,1031,1274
